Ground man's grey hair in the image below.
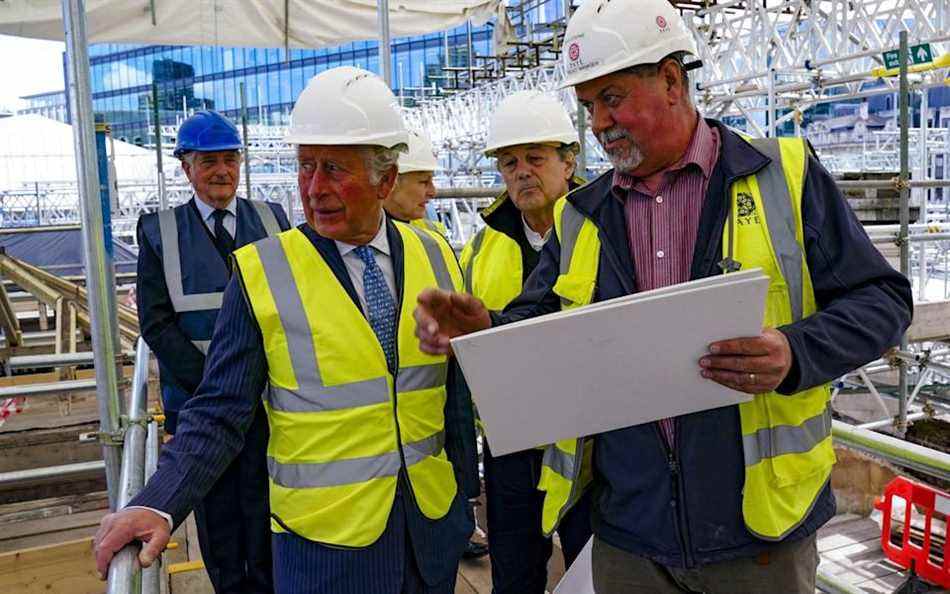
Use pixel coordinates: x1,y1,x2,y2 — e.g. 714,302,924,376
557,143,580,177
361,145,402,186
622,51,695,106
557,142,580,168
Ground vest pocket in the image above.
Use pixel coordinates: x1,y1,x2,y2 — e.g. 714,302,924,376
553,273,596,308
763,284,792,329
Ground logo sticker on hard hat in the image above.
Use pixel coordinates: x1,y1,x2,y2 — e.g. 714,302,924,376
656,15,669,31
568,42,581,62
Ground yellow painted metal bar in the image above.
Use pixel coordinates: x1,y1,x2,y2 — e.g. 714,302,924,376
872,53,950,78
167,560,205,574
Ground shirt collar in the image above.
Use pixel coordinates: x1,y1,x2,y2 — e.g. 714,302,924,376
611,116,719,196
194,195,237,222
521,215,550,252
335,213,391,258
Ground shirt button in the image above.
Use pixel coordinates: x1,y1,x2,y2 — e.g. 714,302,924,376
656,196,664,204
657,250,665,258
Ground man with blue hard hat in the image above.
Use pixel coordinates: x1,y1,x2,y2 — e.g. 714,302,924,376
133,110,290,593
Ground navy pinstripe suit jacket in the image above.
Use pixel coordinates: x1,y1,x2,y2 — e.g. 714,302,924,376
129,220,479,587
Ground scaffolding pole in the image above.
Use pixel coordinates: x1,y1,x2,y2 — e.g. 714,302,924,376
377,0,392,87
897,31,910,434
106,338,151,594
240,82,252,202
562,0,587,175
151,82,167,210
918,87,929,300
61,0,124,510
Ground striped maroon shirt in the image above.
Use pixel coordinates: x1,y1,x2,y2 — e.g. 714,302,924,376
613,118,721,447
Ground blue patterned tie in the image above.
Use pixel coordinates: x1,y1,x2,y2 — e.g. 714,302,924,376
354,245,397,370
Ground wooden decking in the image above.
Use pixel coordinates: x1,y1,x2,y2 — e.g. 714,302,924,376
0,376,927,594
817,513,907,593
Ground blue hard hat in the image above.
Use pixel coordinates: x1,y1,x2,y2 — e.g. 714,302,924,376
173,110,243,158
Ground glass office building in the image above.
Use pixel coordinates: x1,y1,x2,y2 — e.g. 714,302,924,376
18,90,69,123
83,24,494,144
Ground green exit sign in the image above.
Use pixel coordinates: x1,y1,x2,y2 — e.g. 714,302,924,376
882,43,934,69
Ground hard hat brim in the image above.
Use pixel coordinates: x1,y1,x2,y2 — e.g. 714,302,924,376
398,163,439,174
173,142,243,158
283,132,410,151
483,136,580,158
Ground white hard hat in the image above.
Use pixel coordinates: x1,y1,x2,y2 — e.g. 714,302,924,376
483,91,579,157
284,66,409,150
399,129,439,173
560,0,698,89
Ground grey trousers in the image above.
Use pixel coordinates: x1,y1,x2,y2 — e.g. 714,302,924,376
591,534,818,594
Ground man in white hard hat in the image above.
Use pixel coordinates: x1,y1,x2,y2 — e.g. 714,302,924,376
459,90,590,594
94,67,479,594
413,1,912,592
383,129,449,236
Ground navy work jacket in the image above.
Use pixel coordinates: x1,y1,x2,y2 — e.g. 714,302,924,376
495,120,913,567
137,197,290,433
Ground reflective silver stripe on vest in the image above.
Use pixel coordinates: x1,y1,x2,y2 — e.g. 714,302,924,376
742,407,832,467
463,228,487,294
249,200,281,236
396,363,448,393
405,224,455,292
255,236,389,412
556,203,589,307
267,384,389,413
267,431,444,488
158,199,280,313
192,340,211,354
748,138,806,322
541,443,575,480
158,209,224,312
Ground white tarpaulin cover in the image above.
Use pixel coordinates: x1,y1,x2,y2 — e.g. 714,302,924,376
0,0,497,48
0,114,155,189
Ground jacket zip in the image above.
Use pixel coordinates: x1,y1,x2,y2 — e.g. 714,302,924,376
652,423,693,567
588,210,695,567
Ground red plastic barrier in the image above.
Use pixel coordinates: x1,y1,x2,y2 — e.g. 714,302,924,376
875,476,950,588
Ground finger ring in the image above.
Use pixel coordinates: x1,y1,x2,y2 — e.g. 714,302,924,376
749,373,756,384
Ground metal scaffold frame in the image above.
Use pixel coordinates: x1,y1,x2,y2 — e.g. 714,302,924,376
1,2,949,593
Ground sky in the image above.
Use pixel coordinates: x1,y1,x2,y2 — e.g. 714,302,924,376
0,35,67,111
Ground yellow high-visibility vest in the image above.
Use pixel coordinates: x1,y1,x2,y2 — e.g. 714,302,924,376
460,225,523,311
233,222,464,547
550,137,834,540
411,217,449,238
460,177,585,310
461,180,594,536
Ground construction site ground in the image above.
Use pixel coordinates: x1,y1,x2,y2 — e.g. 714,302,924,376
0,376,923,593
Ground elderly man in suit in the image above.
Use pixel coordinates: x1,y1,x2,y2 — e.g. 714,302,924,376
97,67,478,594
134,110,289,593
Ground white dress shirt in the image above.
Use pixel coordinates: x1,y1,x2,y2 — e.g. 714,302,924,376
334,214,397,312
193,195,237,238
522,215,551,252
